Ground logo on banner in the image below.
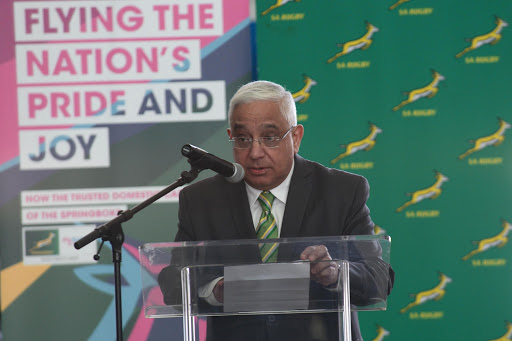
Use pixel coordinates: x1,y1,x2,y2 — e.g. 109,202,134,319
327,21,379,63
370,325,390,341
392,70,445,112
260,0,300,16
292,75,317,103
374,225,387,236
458,118,510,160
400,272,452,313
396,170,448,212
23,225,99,265
25,229,59,255
455,16,509,58
389,0,411,11
462,219,512,261
330,122,382,165
488,321,512,341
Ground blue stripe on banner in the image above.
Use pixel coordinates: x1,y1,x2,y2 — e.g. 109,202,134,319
0,156,19,173
201,18,252,59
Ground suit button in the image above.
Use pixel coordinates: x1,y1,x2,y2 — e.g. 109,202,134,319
266,315,276,323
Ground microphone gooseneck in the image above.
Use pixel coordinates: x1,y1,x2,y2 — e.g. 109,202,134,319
181,144,245,183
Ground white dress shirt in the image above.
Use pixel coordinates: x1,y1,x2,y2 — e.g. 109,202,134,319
245,162,294,234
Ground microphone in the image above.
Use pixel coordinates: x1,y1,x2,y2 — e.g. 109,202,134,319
181,144,245,183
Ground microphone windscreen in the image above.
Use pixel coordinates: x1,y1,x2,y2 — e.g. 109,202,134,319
226,163,245,183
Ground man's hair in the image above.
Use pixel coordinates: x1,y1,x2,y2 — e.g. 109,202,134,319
228,80,297,128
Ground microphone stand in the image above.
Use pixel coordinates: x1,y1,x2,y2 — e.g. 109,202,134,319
74,162,204,341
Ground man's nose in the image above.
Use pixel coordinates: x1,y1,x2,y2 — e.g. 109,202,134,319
248,140,266,158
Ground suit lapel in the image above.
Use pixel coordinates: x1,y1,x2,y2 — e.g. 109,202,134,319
227,181,257,239
280,155,312,238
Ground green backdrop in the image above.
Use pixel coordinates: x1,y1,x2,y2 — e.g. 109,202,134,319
255,0,512,340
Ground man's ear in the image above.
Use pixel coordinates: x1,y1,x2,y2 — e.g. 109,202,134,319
292,124,304,154
227,128,232,138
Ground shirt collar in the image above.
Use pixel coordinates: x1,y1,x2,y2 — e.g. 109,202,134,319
245,161,295,206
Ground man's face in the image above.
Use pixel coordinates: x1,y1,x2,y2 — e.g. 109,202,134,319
228,100,304,190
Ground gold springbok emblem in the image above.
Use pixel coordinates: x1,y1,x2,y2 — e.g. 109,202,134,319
488,321,512,341
327,22,379,63
292,75,317,103
458,118,510,160
462,219,512,261
330,122,382,164
370,325,390,341
393,70,445,111
396,171,448,212
29,232,56,255
456,16,509,58
261,0,300,16
400,272,452,313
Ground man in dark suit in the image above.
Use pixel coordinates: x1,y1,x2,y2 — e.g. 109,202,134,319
159,80,394,341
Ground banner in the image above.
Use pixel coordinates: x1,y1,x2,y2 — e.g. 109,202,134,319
0,0,252,339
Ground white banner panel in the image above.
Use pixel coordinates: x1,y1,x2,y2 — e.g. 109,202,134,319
22,225,98,265
16,40,201,84
18,81,226,126
21,186,183,207
22,205,127,225
18,127,110,170
14,0,223,41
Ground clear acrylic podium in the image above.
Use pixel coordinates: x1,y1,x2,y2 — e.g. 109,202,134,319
139,235,391,341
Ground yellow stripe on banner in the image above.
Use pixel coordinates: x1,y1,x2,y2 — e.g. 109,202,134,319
1,262,51,312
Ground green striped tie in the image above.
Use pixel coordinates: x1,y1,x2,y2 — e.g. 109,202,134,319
256,191,278,262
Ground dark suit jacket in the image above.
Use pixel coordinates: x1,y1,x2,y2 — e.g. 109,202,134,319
159,154,394,341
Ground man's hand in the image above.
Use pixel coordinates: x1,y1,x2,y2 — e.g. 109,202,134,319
300,245,338,287
212,278,224,303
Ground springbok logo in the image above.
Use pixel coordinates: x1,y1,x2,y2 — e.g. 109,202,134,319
261,0,300,16
374,225,387,235
396,170,448,212
458,118,511,159
489,321,512,341
292,75,317,103
389,0,412,11
28,232,56,255
462,219,512,261
327,22,379,63
330,122,382,164
371,325,390,341
392,70,445,111
400,272,452,313
455,16,509,58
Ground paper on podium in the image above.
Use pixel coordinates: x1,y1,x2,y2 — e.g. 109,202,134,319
223,262,310,313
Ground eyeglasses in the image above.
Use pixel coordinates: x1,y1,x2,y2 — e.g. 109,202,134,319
229,126,295,149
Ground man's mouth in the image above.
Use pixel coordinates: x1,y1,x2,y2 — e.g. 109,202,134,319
247,167,269,175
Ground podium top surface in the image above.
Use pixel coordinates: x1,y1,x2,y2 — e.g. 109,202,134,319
141,234,390,251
